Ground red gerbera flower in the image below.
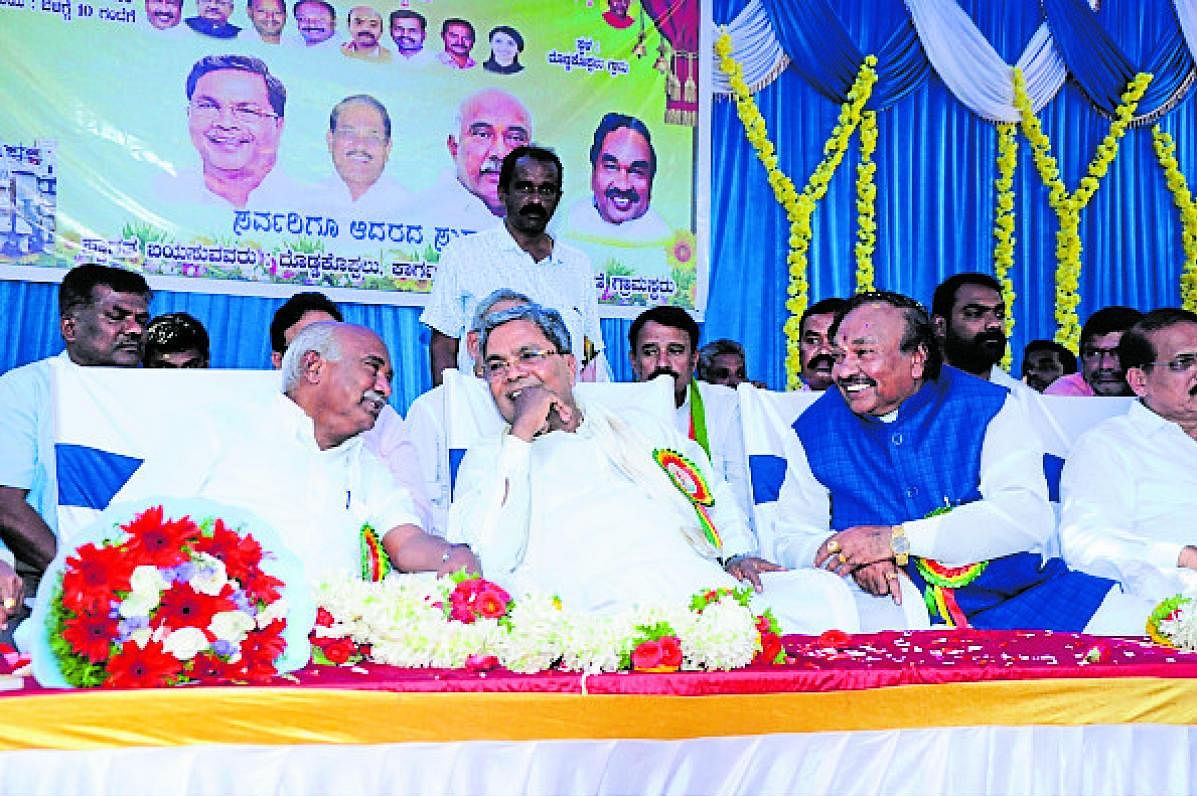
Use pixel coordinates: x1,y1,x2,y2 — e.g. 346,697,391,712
62,610,118,663
61,543,134,614
105,639,183,688
239,567,283,605
658,636,683,668
191,651,239,683
240,620,286,683
155,583,234,631
122,506,200,567
192,520,263,582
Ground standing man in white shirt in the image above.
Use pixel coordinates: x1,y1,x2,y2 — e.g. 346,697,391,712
627,306,751,522
1060,308,1197,601
422,146,605,386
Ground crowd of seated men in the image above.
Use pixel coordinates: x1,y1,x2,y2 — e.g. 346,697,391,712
0,150,1193,645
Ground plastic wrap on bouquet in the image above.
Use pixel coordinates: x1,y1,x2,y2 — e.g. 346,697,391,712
24,497,315,688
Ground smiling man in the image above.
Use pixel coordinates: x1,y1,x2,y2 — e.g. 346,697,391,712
390,9,431,64
0,264,151,634
292,0,335,46
341,5,390,61
145,0,182,29
422,146,604,385
181,55,289,209
1061,309,1197,604
772,291,1144,634
320,94,411,217
193,321,476,582
447,303,854,633
438,17,476,69
567,113,669,238
247,0,285,43
185,0,240,37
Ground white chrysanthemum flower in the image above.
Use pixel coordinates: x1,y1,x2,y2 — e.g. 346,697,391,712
188,553,229,596
210,610,256,644
678,597,758,670
119,591,159,619
163,626,210,660
129,565,168,596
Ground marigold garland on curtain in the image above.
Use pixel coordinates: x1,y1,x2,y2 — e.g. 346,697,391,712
1151,125,1197,312
715,29,877,388
854,111,878,294
992,122,1019,370
1012,67,1152,349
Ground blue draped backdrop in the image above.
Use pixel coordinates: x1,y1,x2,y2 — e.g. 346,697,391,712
2,0,1195,410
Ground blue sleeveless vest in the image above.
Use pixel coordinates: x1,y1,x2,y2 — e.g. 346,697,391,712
793,367,1111,631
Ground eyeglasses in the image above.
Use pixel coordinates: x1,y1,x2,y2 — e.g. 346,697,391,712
510,182,560,199
1144,352,1197,373
1080,346,1120,360
189,99,278,125
483,348,559,381
332,125,387,145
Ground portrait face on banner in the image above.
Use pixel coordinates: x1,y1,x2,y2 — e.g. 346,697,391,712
592,125,654,225
249,0,286,41
327,98,392,199
145,0,182,29
187,66,284,205
447,89,533,217
294,0,335,44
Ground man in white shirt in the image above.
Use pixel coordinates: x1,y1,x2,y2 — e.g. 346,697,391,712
627,306,751,521
448,303,856,633
268,291,434,533
202,321,476,581
422,146,604,386
931,272,1029,393
1060,308,1197,601
773,291,1142,633
0,265,151,632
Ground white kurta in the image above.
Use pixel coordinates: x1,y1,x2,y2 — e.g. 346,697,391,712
448,400,859,633
197,394,422,582
1060,400,1197,599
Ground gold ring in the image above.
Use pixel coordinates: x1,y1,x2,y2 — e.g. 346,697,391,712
885,573,899,581
2,597,15,611
826,539,841,554
837,552,848,564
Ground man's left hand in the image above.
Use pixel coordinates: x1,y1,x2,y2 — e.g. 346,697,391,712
724,555,785,592
814,525,894,576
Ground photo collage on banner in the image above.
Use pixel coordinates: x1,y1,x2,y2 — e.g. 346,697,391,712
0,0,708,316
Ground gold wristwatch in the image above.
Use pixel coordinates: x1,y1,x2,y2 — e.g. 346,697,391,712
890,524,910,566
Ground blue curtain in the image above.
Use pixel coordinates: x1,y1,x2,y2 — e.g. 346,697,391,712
707,0,1196,388
4,0,1197,400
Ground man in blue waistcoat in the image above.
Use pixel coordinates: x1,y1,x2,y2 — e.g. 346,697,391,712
773,291,1146,633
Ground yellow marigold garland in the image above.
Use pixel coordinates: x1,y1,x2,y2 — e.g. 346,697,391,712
1150,125,1197,312
716,29,878,388
992,122,1018,371
1012,68,1152,350
855,110,878,293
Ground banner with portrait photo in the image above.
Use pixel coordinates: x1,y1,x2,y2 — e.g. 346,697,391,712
0,0,710,317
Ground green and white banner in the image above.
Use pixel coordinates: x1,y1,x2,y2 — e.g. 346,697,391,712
0,0,709,316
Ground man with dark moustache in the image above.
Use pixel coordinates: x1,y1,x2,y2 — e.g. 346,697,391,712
422,146,604,386
798,297,847,391
931,273,1025,393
